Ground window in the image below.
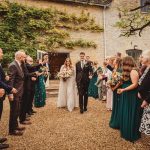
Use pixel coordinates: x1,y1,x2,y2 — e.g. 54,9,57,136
141,0,150,13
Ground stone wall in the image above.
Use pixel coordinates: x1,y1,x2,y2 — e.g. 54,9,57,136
9,0,150,65
105,0,150,56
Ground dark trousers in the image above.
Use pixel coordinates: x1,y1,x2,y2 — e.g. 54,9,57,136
79,92,88,110
78,83,89,111
0,100,3,120
27,89,35,113
9,98,21,133
19,92,30,123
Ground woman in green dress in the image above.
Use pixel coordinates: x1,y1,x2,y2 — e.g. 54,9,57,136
88,61,102,99
34,65,46,107
117,56,143,142
109,57,122,129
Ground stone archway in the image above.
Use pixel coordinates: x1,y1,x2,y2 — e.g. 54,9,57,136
48,52,70,79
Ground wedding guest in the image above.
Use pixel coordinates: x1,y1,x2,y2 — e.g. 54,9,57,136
105,56,115,110
42,53,50,88
76,52,93,114
138,50,150,135
109,57,122,129
0,48,18,149
8,50,26,136
88,61,102,99
95,69,104,100
116,52,122,58
19,55,40,124
26,56,42,115
117,56,143,142
34,60,46,108
86,56,93,65
57,58,78,112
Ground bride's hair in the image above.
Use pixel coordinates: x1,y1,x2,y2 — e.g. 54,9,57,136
64,58,72,68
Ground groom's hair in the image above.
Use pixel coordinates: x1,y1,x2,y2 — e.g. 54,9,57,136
80,52,85,55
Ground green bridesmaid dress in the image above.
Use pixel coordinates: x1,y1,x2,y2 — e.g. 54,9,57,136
109,89,121,129
109,69,122,129
34,75,46,107
119,80,143,142
88,67,102,99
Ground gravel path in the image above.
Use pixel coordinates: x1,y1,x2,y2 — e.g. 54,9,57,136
0,97,150,150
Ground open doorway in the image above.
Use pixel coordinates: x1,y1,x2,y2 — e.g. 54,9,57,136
48,52,69,79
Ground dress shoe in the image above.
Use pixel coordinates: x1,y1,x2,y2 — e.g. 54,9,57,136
20,121,32,125
0,138,7,143
0,143,9,149
16,127,26,131
26,114,31,118
31,110,37,113
25,118,30,121
84,108,87,112
80,110,84,114
28,112,34,115
9,131,23,136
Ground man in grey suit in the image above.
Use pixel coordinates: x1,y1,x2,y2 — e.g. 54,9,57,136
8,51,26,136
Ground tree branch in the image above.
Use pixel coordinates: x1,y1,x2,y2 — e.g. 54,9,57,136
130,1,150,12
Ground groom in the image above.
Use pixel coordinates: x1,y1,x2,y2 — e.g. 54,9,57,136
76,52,92,114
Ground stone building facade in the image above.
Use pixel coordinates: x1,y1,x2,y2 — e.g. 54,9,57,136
11,0,150,77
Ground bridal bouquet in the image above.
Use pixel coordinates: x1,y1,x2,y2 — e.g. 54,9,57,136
107,71,123,88
57,68,73,81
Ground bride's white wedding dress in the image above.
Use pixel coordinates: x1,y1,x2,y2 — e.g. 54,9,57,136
57,65,79,112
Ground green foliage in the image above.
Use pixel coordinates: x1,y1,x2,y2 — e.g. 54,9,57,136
115,8,150,37
0,1,103,65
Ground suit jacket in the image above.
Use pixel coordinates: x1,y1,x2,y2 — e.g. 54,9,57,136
76,61,92,87
138,68,150,104
8,61,24,98
25,63,42,90
0,64,12,100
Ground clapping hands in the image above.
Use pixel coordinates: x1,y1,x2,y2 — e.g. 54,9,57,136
11,88,17,94
0,88,5,98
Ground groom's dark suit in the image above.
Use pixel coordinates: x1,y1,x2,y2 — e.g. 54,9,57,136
76,61,92,112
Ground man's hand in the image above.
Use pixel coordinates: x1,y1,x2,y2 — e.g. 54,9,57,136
141,100,148,108
8,94,14,101
11,88,17,94
0,89,5,98
31,77,37,81
138,93,142,99
89,75,92,79
5,75,10,81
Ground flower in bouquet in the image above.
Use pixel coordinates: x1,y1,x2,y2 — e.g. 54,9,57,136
107,71,123,87
57,68,73,81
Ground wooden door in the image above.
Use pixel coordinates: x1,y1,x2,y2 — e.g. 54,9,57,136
48,52,69,79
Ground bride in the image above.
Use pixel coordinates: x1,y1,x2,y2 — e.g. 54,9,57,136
57,58,79,112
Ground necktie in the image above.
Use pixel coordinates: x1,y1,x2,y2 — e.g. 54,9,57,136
81,61,84,69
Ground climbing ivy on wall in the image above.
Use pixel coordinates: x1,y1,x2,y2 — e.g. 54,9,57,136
0,1,103,65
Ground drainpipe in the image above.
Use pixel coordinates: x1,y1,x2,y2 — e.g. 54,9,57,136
103,6,107,60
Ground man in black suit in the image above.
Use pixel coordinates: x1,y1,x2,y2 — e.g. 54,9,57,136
0,48,17,149
8,50,27,136
25,56,42,115
19,56,42,123
76,52,92,114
